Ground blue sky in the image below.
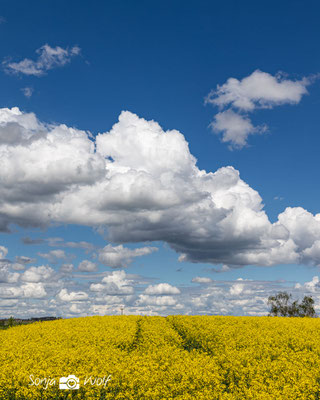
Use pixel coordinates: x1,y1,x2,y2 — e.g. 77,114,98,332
1,0,320,317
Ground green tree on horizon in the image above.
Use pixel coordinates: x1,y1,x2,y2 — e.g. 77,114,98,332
268,292,316,317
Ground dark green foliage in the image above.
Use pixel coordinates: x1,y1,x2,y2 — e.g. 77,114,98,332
268,291,316,317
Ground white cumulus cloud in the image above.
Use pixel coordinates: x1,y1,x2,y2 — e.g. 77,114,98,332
0,245,8,259
211,110,266,149
136,294,178,306
90,270,134,295
206,70,312,148
21,282,47,298
192,277,213,283
21,265,54,283
0,265,19,283
145,283,180,295
206,70,310,111
57,288,88,302
78,260,97,272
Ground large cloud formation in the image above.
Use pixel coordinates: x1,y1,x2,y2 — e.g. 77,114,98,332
1,106,320,268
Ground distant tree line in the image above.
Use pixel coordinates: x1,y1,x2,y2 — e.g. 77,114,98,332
0,316,61,329
268,292,316,317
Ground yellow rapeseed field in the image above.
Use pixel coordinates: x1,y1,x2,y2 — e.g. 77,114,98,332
1,316,320,399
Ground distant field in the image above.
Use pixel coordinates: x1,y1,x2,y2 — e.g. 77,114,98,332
1,315,320,399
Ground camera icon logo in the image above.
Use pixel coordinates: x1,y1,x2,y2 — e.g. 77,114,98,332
59,375,80,390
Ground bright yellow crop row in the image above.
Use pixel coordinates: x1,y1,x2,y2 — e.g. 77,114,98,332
1,316,320,399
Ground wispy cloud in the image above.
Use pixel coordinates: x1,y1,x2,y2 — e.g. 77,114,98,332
38,250,71,263
3,44,81,76
98,245,158,268
22,237,44,245
21,87,33,98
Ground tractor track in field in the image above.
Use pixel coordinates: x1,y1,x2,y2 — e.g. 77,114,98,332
166,317,210,354
118,317,143,353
